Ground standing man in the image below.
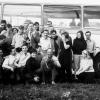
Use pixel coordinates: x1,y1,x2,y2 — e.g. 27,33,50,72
85,31,96,59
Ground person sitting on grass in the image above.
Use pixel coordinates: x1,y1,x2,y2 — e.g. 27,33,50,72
25,49,41,83
40,48,61,85
76,50,94,83
2,47,16,84
14,44,30,84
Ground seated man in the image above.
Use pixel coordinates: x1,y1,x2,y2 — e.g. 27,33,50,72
25,49,41,82
14,44,30,83
40,48,61,85
2,47,16,84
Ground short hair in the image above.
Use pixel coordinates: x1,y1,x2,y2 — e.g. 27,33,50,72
34,22,39,26
43,29,49,33
7,24,12,28
19,25,24,30
85,31,91,35
61,31,69,39
1,20,6,24
50,30,57,34
12,28,18,33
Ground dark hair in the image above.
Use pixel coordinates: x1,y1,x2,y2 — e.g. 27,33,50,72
7,24,12,28
43,29,49,33
47,21,52,24
1,20,6,24
77,30,85,40
85,31,91,36
16,47,22,53
12,28,18,33
61,31,70,39
34,22,39,26
50,30,57,34
19,25,24,30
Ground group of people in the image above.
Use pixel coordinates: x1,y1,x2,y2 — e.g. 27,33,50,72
0,19,99,85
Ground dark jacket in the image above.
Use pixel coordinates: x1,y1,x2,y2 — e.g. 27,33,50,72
72,38,87,55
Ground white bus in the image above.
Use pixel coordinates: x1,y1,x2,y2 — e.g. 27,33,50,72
0,0,100,46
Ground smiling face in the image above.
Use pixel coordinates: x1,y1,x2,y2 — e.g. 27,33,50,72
77,32,81,39
22,45,28,54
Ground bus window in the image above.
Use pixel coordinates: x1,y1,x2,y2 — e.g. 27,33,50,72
3,4,41,26
43,5,81,28
84,6,100,28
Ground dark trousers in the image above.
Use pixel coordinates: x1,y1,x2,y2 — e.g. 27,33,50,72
15,67,26,84
77,72,94,83
40,62,58,83
3,68,15,84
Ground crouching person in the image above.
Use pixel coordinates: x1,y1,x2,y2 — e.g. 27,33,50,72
2,48,16,85
40,48,61,85
76,50,94,83
14,44,30,84
25,49,41,83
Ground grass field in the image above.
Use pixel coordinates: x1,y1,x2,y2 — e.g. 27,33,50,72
0,82,100,100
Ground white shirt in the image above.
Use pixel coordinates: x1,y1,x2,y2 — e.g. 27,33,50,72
12,33,25,48
2,55,16,70
76,58,94,75
86,39,96,53
39,37,51,51
16,52,30,67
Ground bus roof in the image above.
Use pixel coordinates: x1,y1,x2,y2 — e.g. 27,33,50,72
0,0,100,6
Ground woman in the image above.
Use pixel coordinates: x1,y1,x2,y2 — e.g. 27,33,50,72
72,31,87,78
59,31,72,82
76,50,94,83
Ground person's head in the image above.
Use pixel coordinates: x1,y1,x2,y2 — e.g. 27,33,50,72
12,28,18,35
18,25,24,34
10,47,16,55
7,24,12,32
77,30,85,40
85,31,91,40
23,20,32,30
33,22,39,31
47,21,52,27
43,30,49,39
0,20,7,29
47,48,53,59
31,50,37,58
0,49,3,56
61,31,70,41
50,30,57,39
28,22,34,32
82,50,90,59
22,44,28,54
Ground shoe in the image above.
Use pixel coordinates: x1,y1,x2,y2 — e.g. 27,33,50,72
52,81,56,85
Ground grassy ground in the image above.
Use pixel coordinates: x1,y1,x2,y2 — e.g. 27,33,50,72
0,83,100,100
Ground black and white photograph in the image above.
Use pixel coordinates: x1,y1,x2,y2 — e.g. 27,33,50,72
0,0,99,99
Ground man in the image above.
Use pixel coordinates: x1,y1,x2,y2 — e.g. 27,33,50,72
38,30,51,56
0,20,7,33
2,48,16,84
14,44,30,83
30,22,40,49
12,25,26,48
85,31,96,59
25,49,40,82
40,48,61,84
50,30,62,57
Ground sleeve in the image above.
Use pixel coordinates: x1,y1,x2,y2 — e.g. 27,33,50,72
2,58,12,69
52,56,61,67
11,35,16,46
